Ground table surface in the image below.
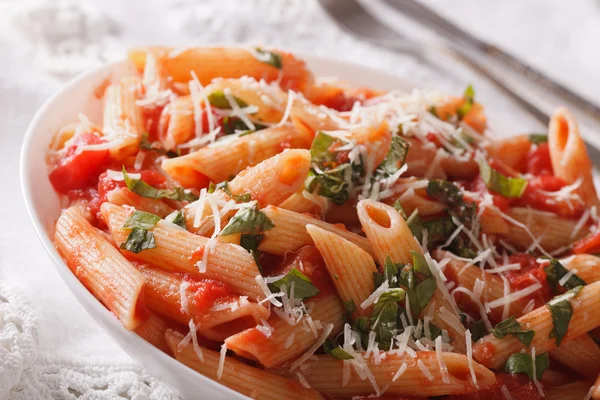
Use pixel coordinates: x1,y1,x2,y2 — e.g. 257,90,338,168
0,0,599,397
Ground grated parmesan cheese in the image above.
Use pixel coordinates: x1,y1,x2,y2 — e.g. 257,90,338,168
217,343,227,379
417,359,434,381
291,323,334,371
465,330,478,388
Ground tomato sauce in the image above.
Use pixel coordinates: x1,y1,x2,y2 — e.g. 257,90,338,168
504,254,552,307
267,246,336,299
189,279,231,312
573,229,600,254
514,175,584,219
525,142,553,176
447,373,542,400
49,132,111,194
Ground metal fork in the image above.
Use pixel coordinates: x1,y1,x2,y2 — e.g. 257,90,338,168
318,0,550,125
317,0,600,159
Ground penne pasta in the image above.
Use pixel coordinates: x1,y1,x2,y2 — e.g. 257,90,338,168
225,293,344,368
546,381,594,400
134,312,170,353
129,46,316,93
101,203,264,301
473,280,600,369
162,125,313,186
306,224,377,317
259,206,374,258
165,330,324,400
549,107,599,208
278,352,495,397
55,206,147,330
106,187,174,218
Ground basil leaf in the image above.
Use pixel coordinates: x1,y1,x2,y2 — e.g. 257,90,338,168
427,180,464,207
140,134,180,158
505,352,549,380
207,90,249,109
120,227,156,253
268,268,320,300
479,160,528,198
406,210,423,244
383,255,400,287
547,286,583,346
311,131,339,165
219,207,275,236
415,278,437,313
544,259,586,292
123,167,198,202
529,134,548,144
323,339,354,360
490,317,535,347
422,217,455,248
373,288,406,315
306,166,350,205
457,84,475,118
370,297,398,348
240,233,264,253
122,210,161,230
470,320,488,342
392,199,407,219
379,136,409,176
253,48,283,69
221,116,266,135
209,181,251,203
411,251,431,276
165,210,186,229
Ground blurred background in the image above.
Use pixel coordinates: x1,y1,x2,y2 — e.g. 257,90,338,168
0,0,599,398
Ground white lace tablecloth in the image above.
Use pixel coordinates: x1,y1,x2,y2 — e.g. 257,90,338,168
1,0,599,398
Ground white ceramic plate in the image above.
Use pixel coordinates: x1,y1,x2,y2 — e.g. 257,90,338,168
20,54,414,400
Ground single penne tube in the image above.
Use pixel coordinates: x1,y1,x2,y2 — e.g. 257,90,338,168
103,77,145,159
478,207,510,235
473,280,600,369
497,207,590,252
158,96,195,150
404,138,479,181
163,125,313,186
549,334,600,379
128,46,315,94
101,203,264,300
289,98,342,138
259,206,374,258
225,293,344,368
134,312,170,353
165,330,324,400
424,290,467,354
436,250,528,321
561,254,600,283
280,352,495,397
182,149,311,236
140,265,269,342
546,381,594,400
55,206,147,330
549,107,599,207
306,224,377,317
385,191,447,217
227,148,311,208
106,187,174,218
357,199,421,265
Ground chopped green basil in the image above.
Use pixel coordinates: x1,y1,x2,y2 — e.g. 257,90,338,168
221,116,266,135
490,317,535,347
165,209,186,229
122,167,198,202
240,233,264,274
529,134,548,144
208,181,251,203
220,207,274,236
470,319,489,342
140,134,180,158
479,160,528,199
505,352,549,380
253,48,283,69
544,259,586,292
426,180,476,223
392,199,407,218
379,136,409,176
207,91,249,109
268,268,320,300
323,339,355,360
457,84,475,118
306,165,351,205
344,300,357,315
547,286,583,346
122,210,161,230
120,227,156,253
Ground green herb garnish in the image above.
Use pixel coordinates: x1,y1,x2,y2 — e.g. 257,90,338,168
268,268,320,300
505,352,549,380
122,167,198,202
490,317,535,347
479,160,528,198
219,206,275,236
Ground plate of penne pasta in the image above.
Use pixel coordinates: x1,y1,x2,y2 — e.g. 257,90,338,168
21,46,600,400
